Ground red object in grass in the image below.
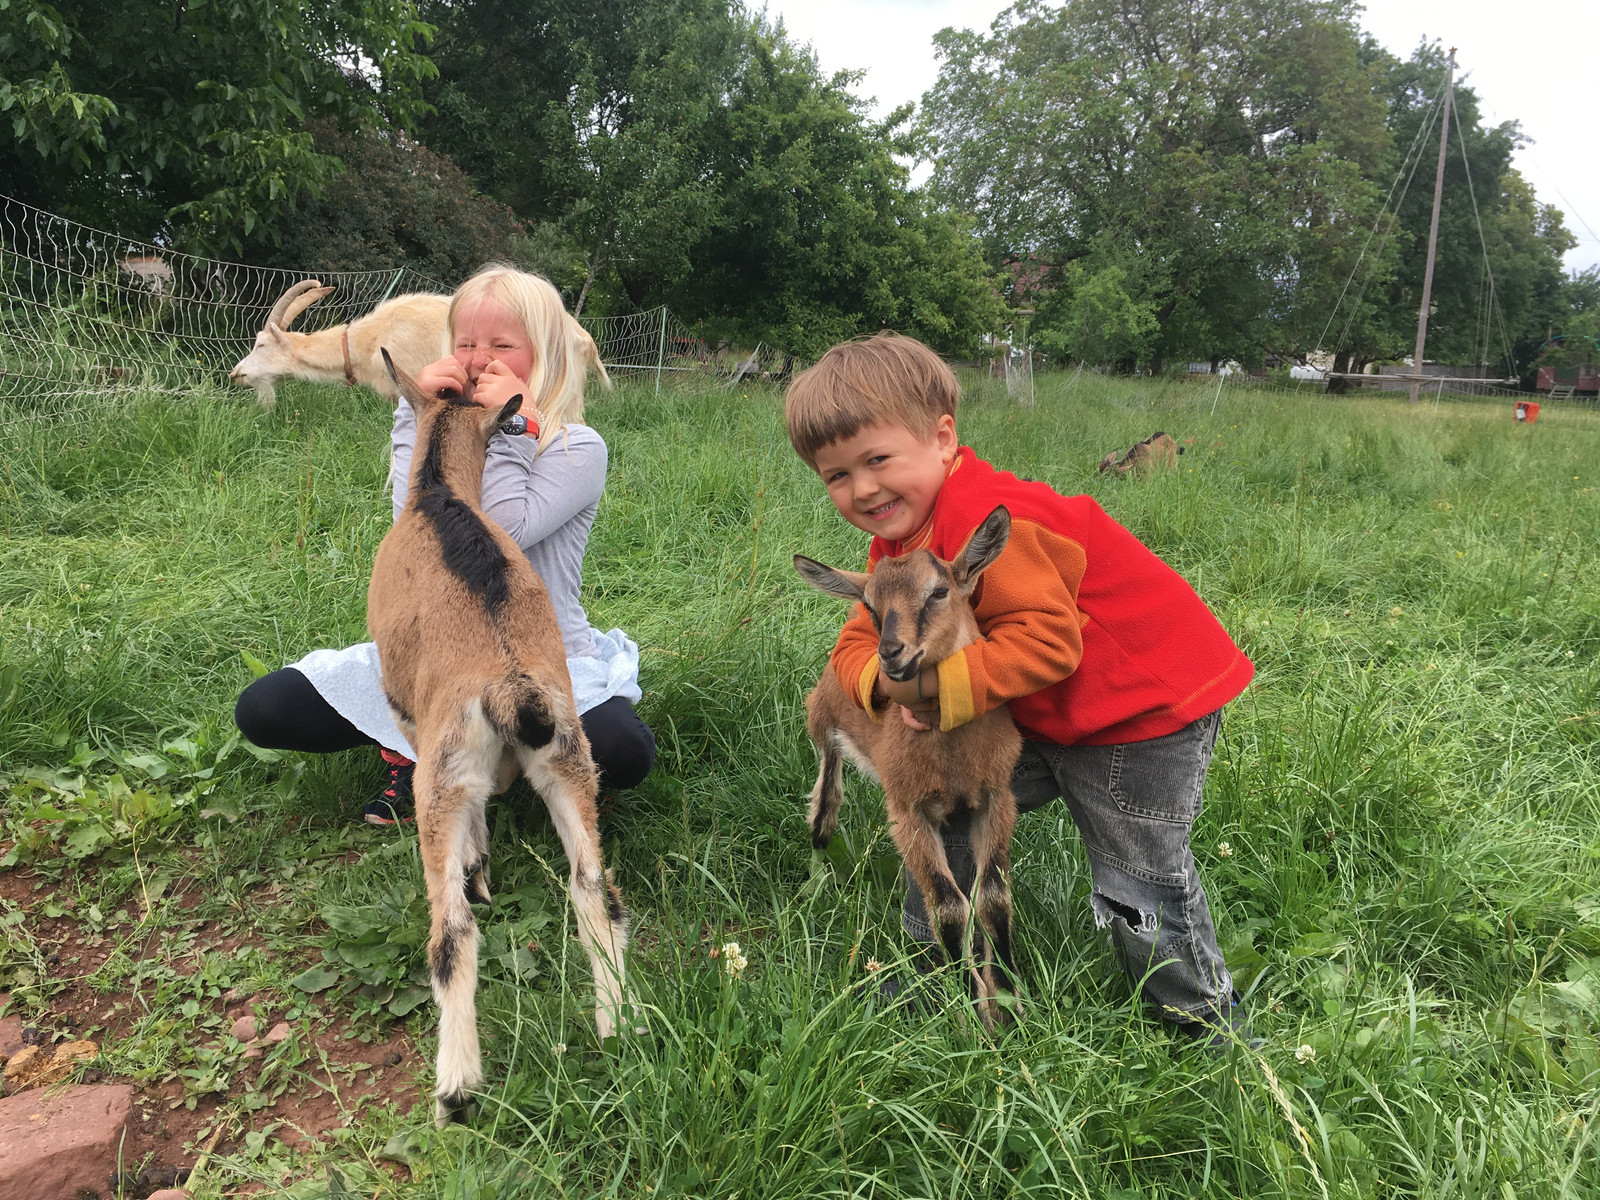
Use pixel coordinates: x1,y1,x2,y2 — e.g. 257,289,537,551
1515,401,1540,424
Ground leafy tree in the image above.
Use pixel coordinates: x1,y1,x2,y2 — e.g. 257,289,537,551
1532,267,1600,368
419,0,738,313
249,121,529,287
0,0,435,251
664,28,1003,356
420,0,1002,353
921,0,1393,370
1372,44,1573,379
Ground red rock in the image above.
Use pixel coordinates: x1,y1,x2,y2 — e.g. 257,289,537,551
0,1016,24,1063
264,1022,291,1044
0,1083,134,1200
230,1015,258,1042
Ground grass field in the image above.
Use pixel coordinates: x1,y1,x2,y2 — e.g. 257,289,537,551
1,370,1598,1199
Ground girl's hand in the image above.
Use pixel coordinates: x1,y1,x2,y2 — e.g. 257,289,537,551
472,359,541,433
416,356,470,401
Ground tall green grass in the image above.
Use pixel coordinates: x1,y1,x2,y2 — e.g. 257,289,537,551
2,372,1598,1197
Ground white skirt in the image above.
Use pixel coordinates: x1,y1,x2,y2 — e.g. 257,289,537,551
290,627,643,760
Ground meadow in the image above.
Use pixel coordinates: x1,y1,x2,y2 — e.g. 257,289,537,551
1,369,1598,1199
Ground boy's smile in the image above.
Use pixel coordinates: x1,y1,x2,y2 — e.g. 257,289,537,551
813,416,958,543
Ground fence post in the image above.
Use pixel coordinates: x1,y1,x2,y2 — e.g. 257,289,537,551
654,306,668,398
378,268,405,304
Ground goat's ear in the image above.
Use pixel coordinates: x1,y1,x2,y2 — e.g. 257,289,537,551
1097,452,1117,473
794,555,869,602
380,347,426,406
952,506,1011,592
267,322,291,347
483,394,523,438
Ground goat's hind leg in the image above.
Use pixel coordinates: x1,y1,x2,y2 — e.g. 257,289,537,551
522,725,631,1039
889,801,984,1018
415,729,498,1126
969,792,1022,1028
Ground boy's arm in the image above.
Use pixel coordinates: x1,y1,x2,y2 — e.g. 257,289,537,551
830,602,889,718
934,521,1086,731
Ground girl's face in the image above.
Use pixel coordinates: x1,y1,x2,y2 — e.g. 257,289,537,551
453,299,534,385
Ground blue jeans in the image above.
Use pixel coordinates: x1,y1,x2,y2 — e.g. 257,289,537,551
903,709,1235,1024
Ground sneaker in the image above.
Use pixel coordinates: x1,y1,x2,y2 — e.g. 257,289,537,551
363,753,415,825
1168,1003,1261,1054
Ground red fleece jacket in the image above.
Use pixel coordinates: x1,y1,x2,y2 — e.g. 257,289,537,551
831,447,1253,745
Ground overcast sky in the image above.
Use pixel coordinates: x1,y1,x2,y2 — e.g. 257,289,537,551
760,0,1600,275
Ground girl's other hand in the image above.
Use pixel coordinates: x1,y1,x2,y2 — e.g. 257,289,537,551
416,357,470,401
472,359,541,432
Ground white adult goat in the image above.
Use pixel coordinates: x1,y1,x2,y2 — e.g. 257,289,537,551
229,280,450,409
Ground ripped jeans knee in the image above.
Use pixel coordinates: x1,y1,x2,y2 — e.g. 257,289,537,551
1088,865,1233,1023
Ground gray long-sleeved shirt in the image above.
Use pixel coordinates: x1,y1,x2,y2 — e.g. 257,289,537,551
390,400,604,660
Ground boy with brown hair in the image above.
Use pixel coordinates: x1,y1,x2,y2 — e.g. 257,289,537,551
785,332,1254,1039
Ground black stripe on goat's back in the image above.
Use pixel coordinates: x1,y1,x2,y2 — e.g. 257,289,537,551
414,418,512,612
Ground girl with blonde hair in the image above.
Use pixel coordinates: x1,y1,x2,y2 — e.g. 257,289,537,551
234,266,655,822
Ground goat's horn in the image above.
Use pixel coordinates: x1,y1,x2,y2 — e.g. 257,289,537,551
280,283,333,330
266,279,324,330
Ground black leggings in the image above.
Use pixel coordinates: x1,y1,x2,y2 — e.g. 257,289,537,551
235,667,656,792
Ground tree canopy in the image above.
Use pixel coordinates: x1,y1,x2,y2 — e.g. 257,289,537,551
0,0,436,253
2,0,1587,368
920,0,1579,374
417,0,1003,353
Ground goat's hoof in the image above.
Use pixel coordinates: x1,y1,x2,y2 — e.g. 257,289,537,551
434,1091,475,1128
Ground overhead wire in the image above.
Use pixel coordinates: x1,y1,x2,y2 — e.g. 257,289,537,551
1450,97,1518,377
1315,63,1451,357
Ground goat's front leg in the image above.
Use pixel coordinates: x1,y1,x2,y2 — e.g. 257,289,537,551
806,732,844,850
522,730,631,1039
968,792,1022,1029
415,739,496,1127
887,798,982,1016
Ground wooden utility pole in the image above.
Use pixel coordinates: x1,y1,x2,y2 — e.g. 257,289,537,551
1410,48,1455,405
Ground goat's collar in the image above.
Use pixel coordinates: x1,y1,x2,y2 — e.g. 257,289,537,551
341,325,356,387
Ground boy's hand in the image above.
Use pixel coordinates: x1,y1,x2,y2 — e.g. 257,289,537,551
416,356,470,401
875,668,940,731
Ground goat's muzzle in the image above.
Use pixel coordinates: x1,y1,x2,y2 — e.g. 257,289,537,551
879,647,924,683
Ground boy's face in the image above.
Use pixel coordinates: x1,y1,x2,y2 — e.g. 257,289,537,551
813,416,958,542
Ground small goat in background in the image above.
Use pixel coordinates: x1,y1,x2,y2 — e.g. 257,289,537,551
368,351,630,1126
795,507,1024,1031
229,280,449,409
1098,431,1182,477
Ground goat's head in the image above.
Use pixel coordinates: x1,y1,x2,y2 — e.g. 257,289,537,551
228,279,334,407
795,506,1011,682
381,347,526,450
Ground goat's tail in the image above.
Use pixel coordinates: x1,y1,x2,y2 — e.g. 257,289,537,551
482,674,572,751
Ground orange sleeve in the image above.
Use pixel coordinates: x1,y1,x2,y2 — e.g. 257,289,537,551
936,520,1086,731
830,603,886,723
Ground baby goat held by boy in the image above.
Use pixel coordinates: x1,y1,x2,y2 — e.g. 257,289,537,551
367,350,630,1126
795,506,1024,1030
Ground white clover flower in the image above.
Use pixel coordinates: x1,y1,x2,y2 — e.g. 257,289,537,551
721,941,748,979
1295,1044,1316,1064
864,958,883,974
1217,841,1233,859
551,1043,567,1057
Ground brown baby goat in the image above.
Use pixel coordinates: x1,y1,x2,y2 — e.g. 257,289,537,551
367,350,630,1126
1098,431,1182,477
795,507,1024,1030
